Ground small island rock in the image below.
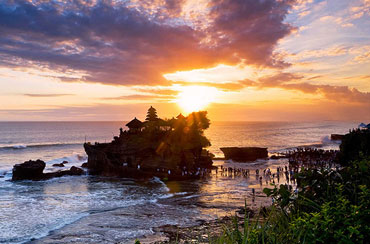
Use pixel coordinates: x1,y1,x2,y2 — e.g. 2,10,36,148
69,166,84,175
220,147,268,162
12,159,46,180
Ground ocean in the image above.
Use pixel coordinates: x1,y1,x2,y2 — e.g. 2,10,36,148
0,121,357,243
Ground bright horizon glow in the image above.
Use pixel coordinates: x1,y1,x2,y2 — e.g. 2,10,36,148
0,0,369,121
176,86,218,114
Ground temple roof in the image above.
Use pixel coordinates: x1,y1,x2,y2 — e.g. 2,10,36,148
176,113,185,120
126,117,143,128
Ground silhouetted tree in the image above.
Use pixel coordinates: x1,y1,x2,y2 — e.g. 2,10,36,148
339,128,370,165
146,106,158,121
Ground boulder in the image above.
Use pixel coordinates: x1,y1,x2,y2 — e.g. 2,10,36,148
12,160,46,181
220,147,268,162
62,160,69,164
52,163,65,167
69,166,84,175
81,162,88,168
12,160,84,181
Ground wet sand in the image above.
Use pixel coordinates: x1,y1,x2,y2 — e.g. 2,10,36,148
31,158,289,244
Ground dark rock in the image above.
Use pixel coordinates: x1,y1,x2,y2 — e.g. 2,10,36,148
62,160,69,164
220,147,268,162
81,162,88,168
42,166,84,180
52,163,65,167
12,159,84,181
269,154,287,160
331,134,344,141
69,166,84,175
42,171,65,179
84,109,213,180
12,159,46,181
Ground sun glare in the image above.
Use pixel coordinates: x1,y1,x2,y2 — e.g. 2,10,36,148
176,86,217,113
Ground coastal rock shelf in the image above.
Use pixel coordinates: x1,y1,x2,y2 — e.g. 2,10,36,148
220,147,268,162
12,160,84,181
84,107,213,180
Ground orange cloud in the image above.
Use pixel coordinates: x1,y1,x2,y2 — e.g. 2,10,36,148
0,0,296,86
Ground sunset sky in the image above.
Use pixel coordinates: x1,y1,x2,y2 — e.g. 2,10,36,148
0,0,369,121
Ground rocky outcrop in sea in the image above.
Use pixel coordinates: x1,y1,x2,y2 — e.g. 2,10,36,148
84,108,213,180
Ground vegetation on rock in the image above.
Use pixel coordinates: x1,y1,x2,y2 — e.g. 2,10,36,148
84,107,213,179
211,128,370,244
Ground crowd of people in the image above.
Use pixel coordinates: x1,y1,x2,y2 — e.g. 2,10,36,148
215,164,297,187
285,147,338,169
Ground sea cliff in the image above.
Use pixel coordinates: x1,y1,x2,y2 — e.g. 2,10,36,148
84,107,213,180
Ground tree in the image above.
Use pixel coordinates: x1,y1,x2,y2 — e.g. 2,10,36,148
145,106,158,121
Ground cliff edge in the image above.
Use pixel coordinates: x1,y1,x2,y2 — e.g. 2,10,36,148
84,107,213,180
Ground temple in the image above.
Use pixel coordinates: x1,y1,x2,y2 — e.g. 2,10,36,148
84,106,213,180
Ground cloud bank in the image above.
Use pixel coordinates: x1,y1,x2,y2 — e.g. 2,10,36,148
0,0,295,85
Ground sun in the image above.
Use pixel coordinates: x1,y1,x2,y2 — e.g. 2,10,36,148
176,86,217,113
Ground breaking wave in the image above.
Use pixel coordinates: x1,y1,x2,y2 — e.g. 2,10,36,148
0,142,82,151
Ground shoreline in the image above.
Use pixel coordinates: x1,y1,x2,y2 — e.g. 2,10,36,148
30,159,281,244
133,201,268,244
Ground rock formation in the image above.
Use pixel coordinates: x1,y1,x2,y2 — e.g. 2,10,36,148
220,147,268,162
84,108,213,180
12,159,45,180
12,159,84,181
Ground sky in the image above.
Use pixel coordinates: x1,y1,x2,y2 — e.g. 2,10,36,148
0,0,369,121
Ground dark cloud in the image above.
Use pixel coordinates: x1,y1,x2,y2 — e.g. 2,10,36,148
234,72,370,104
208,0,295,67
0,0,296,85
134,87,180,96
256,72,370,104
23,93,73,97
258,72,303,85
102,94,175,100
285,84,370,104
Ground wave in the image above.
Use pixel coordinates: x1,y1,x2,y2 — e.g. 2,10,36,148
46,154,87,165
0,142,82,150
271,135,341,153
150,177,170,192
298,136,341,149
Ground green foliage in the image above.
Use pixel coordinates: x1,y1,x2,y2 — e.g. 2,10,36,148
127,109,211,169
289,185,370,244
214,157,370,244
